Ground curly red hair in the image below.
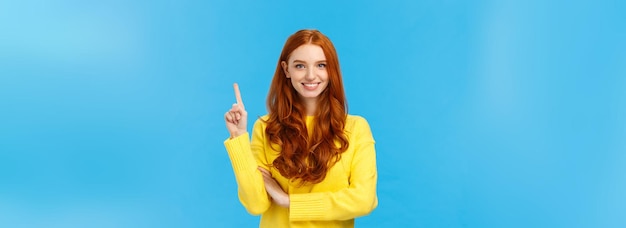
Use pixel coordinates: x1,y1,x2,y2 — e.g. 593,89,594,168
265,29,349,184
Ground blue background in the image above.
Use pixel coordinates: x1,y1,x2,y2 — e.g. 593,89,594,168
1,0,625,227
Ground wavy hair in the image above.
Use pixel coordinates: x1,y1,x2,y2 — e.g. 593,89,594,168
265,29,349,184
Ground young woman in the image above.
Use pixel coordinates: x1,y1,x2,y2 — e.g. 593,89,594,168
224,29,377,228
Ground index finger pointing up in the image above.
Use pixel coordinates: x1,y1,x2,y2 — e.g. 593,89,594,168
233,83,245,109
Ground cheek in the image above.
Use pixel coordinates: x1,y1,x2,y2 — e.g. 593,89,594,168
290,70,307,79
320,71,329,81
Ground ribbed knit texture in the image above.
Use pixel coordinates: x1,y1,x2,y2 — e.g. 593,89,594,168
289,193,327,220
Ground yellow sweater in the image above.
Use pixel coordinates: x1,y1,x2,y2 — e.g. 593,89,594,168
224,115,378,228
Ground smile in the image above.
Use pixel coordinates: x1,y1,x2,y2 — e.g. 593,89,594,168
302,83,320,90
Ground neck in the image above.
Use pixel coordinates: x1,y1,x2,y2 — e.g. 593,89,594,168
303,98,317,116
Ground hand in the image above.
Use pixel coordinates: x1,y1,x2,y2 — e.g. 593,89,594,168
224,83,248,139
258,167,290,208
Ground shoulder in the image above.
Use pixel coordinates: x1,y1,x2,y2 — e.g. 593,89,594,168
345,114,375,142
252,115,270,129
257,114,269,122
345,114,372,133
346,114,370,127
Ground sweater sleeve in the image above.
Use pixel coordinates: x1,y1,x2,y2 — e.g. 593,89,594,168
223,119,271,215
289,116,378,221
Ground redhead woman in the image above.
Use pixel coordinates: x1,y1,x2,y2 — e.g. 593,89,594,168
224,29,377,228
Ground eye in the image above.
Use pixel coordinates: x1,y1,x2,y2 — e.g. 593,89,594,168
317,63,327,69
295,64,305,69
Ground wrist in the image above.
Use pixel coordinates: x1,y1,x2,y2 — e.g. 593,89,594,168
230,131,247,139
282,193,290,208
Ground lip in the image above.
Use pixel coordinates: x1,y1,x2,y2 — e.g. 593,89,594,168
302,82,320,91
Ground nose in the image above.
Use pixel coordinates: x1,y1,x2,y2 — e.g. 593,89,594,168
305,67,315,80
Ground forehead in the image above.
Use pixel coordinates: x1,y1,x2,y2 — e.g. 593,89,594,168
288,44,326,62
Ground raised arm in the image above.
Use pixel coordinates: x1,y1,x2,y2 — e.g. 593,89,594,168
224,83,271,215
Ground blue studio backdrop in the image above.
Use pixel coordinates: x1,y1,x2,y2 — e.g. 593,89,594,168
1,0,625,227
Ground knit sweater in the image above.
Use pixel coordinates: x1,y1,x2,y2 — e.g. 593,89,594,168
224,115,378,228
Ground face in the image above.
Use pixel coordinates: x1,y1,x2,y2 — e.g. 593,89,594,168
281,44,329,105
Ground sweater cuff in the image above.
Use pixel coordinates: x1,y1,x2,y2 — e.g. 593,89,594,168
289,193,328,221
223,133,255,172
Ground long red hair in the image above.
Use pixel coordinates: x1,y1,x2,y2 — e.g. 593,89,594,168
265,29,349,184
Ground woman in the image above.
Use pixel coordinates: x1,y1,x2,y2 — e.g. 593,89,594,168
224,29,377,228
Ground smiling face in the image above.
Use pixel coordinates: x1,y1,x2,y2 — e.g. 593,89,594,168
281,44,329,108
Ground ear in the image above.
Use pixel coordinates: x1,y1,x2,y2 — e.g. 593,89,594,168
281,61,290,78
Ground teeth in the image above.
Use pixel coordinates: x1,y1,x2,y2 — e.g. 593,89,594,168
304,83,318,86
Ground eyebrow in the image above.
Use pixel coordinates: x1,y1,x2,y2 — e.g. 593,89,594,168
292,59,327,63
